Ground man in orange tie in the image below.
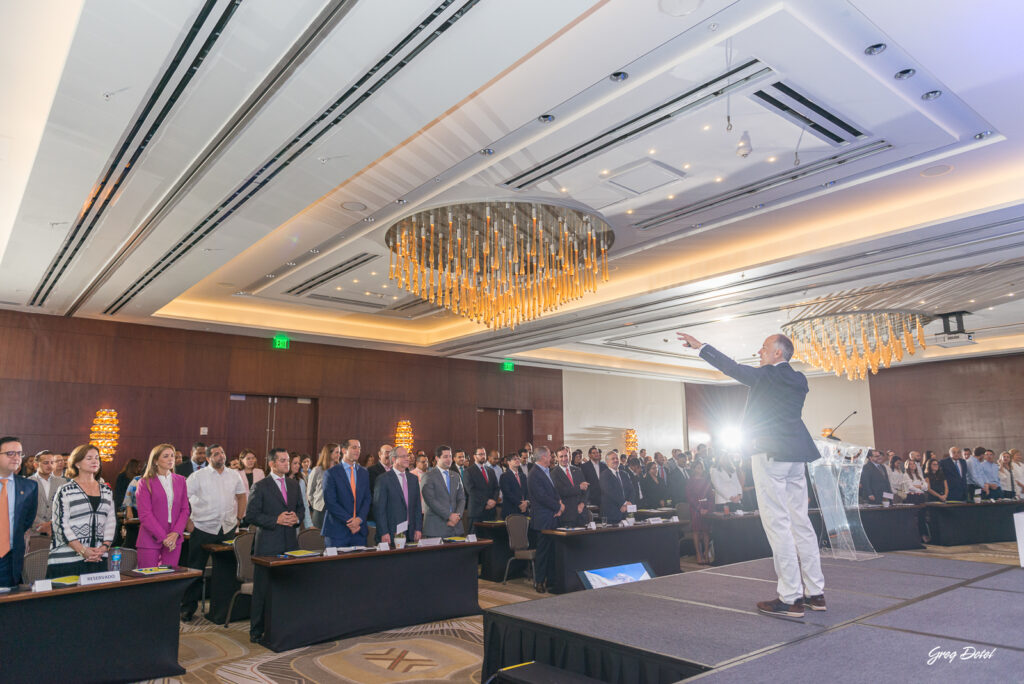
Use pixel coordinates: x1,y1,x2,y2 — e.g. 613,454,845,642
322,439,370,547
0,436,38,588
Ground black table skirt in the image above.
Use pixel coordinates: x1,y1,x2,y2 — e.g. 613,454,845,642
708,514,774,565
483,611,704,684
259,542,484,652
926,501,1024,546
0,573,194,683
475,523,527,582
206,548,250,623
548,523,682,594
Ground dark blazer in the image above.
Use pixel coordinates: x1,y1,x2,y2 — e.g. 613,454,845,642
699,344,819,462
175,460,203,477
367,463,387,520
499,468,529,518
640,474,669,508
599,468,635,523
6,475,38,584
322,462,371,545
580,460,606,506
666,464,688,503
245,475,304,556
551,464,587,525
372,469,422,540
465,463,499,519
939,457,968,501
526,466,561,531
859,461,892,503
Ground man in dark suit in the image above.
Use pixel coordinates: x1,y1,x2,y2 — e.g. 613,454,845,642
680,331,825,619
552,446,589,526
664,452,689,504
526,447,564,593
599,451,635,523
175,442,207,476
465,446,498,533
0,437,38,587
372,446,422,545
367,444,392,522
499,452,530,518
939,446,969,501
580,446,606,508
244,447,304,642
322,438,371,547
860,449,892,503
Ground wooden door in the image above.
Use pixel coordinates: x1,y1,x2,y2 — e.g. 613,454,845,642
476,408,501,453
226,394,318,464
476,408,533,456
271,396,318,458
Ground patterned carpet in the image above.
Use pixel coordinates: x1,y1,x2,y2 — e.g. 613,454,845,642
141,543,1019,683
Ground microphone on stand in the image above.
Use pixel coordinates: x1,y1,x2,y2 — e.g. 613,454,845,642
826,410,857,441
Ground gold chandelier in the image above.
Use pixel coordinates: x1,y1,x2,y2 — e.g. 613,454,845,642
783,311,929,381
385,202,613,330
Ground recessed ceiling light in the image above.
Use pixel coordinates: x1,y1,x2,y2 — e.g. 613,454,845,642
919,300,926,304
340,201,367,211
683,163,691,169
370,271,377,276
364,291,371,296
392,296,399,300
667,194,675,200
989,306,994,310
352,279,359,283
921,90,942,101
265,274,276,279
767,156,776,163
309,248,320,254
560,187,568,193
235,291,247,296
852,306,859,311
381,284,387,288
538,114,555,123
626,209,634,215
714,176,723,182
479,148,494,156
968,299,975,303
702,124,711,131
894,68,916,80
1009,293,1015,297
601,169,610,175
285,262,296,266
363,217,375,223
335,286,342,291
648,148,657,155
921,164,953,177
609,71,628,82
395,198,407,204
974,130,994,140
864,43,887,55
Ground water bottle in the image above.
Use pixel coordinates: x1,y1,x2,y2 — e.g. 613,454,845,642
110,547,122,572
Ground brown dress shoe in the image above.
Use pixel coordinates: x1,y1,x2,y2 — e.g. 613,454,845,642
757,598,804,617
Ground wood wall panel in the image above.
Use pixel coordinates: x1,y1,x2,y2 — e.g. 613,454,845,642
868,353,1024,455
0,310,562,472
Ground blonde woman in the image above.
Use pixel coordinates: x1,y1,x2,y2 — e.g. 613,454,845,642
135,443,190,568
48,444,116,577
307,443,340,528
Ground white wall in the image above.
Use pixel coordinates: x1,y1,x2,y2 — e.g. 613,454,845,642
802,374,875,448
562,370,686,454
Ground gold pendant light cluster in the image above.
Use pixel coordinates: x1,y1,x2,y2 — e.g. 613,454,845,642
385,202,613,330
782,311,929,381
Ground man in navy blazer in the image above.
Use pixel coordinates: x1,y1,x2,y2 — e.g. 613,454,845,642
322,439,370,547
580,446,606,508
680,332,825,619
526,447,563,593
0,436,38,587
939,447,969,501
500,451,530,518
465,447,499,533
372,446,422,545
599,451,635,524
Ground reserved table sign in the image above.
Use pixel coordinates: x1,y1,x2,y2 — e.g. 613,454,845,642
418,537,442,547
647,517,663,524
80,570,122,586
466,534,478,542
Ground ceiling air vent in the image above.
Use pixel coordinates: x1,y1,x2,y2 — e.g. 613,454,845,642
281,253,378,296
752,81,866,146
306,293,387,310
502,59,773,190
376,297,445,319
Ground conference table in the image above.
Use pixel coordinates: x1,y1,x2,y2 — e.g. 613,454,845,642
202,542,251,623
0,567,199,683
474,520,527,582
251,540,490,651
542,520,684,594
924,499,1024,546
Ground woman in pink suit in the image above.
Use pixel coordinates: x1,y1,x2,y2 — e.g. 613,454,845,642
135,443,191,568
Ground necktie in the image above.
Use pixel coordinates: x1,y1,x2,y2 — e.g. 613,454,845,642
349,465,357,506
659,466,665,480
481,465,488,483
443,469,451,493
513,470,520,488
278,477,288,504
400,472,408,510
565,466,573,486
0,479,9,558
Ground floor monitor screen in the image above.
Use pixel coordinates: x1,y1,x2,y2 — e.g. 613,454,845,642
577,561,655,589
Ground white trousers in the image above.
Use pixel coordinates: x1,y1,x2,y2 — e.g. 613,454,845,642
751,453,825,604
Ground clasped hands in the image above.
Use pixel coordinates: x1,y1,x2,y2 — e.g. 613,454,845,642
345,515,362,534
162,532,179,550
276,511,300,527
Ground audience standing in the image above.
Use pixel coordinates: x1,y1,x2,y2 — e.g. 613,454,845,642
372,446,422,545
175,442,207,477
29,450,66,538
47,444,115,578
526,447,563,593
322,439,370,547
421,445,465,538
499,451,530,519
552,446,589,526
134,443,190,568
0,436,37,587
465,447,498,534
308,443,340,528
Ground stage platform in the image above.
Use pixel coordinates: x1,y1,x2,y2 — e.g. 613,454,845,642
483,553,1024,683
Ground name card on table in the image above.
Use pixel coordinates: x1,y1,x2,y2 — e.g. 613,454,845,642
377,542,390,552
882,492,894,500
670,515,679,522
626,504,637,513
467,534,478,542
419,537,442,547
587,521,597,530
647,517,663,524
80,571,122,586
32,579,53,592
323,547,338,557
396,521,408,534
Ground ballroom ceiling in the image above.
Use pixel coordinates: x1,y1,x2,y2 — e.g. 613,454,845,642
4,0,1024,383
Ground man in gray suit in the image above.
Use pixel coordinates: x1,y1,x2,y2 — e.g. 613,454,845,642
29,450,67,537
421,445,465,538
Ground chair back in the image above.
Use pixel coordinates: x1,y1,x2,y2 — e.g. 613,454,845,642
675,502,691,522
116,547,138,572
27,535,51,553
297,527,325,551
22,549,49,584
232,532,255,583
505,514,530,551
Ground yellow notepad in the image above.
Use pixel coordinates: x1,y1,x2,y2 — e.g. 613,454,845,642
132,566,175,575
284,549,319,557
51,576,79,585
223,538,236,545
444,536,467,542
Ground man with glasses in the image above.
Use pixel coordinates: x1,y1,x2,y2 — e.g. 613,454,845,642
29,450,66,538
0,436,38,588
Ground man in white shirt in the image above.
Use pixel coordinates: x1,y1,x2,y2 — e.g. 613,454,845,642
180,443,246,622
29,450,66,537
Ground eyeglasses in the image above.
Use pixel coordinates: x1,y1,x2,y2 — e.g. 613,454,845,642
1,450,24,458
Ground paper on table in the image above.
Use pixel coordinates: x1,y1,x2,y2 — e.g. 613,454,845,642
396,520,408,534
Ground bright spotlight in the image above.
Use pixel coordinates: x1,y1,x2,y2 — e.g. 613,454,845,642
719,426,743,452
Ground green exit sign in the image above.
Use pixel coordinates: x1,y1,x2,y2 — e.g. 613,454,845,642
272,333,290,350
500,359,515,372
